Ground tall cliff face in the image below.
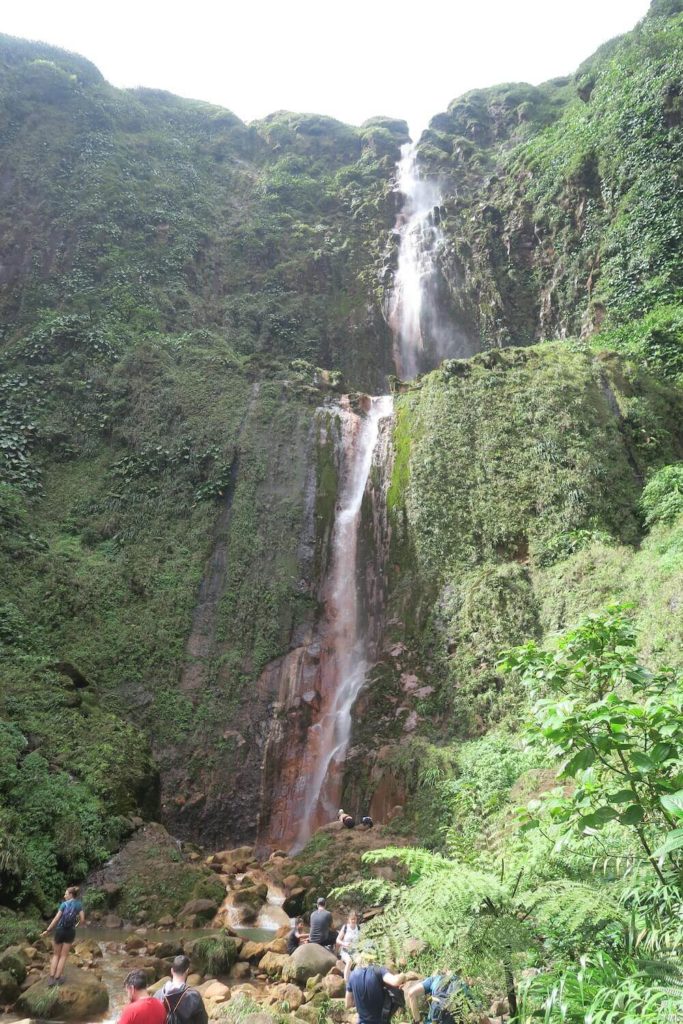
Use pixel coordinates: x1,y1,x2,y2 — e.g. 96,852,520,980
1,0,682,889
391,2,683,361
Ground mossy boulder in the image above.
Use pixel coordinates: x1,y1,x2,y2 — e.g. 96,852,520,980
0,969,20,1005
17,968,109,1020
282,944,337,984
0,946,28,983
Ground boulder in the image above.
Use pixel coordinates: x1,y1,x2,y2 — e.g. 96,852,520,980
120,957,167,984
283,944,337,984
230,984,261,1002
147,941,182,959
124,936,147,953
282,887,306,917
179,899,218,923
267,983,303,1010
199,981,231,1002
322,974,346,999
239,941,268,962
258,952,288,978
241,1015,276,1024
293,1005,321,1024
0,947,28,984
17,969,109,1021
72,939,102,961
103,914,123,929
0,970,20,1005
157,916,175,928
229,962,251,981
266,938,288,955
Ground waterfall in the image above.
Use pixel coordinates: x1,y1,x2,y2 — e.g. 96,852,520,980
256,394,393,854
293,394,393,848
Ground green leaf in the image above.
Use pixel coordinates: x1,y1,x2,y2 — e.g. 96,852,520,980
661,790,683,818
618,804,645,825
630,752,654,773
562,747,595,775
579,806,619,830
608,789,636,804
653,828,683,858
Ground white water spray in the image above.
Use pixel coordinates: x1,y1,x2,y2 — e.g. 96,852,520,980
389,142,447,378
294,394,393,849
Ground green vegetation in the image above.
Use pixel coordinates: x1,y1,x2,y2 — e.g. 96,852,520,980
334,609,683,1021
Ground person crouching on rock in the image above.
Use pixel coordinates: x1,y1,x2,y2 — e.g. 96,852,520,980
338,808,356,828
119,970,167,1024
287,917,309,954
154,954,208,1024
42,885,85,986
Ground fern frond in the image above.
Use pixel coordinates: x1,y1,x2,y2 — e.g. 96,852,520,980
527,879,628,935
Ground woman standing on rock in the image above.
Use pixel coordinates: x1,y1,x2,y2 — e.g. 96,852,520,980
337,910,360,981
42,885,85,986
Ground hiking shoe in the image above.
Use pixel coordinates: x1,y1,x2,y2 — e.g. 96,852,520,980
47,977,58,987
56,976,66,985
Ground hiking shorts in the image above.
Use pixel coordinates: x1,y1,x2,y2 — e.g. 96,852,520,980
54,926,76,945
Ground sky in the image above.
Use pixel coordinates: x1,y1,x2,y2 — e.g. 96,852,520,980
1,0,652,138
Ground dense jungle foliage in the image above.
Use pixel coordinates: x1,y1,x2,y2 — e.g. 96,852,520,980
1,1,683,1020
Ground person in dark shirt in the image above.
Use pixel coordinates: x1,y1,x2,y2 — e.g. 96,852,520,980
154,955,208,1024
119,970,167,1024
287,917,308,955
308,897,335,948
345,955,406,1024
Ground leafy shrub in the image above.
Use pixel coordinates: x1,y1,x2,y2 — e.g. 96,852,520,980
191,934,238,976
640,464,683,527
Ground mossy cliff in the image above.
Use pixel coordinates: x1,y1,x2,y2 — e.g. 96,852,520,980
1,0,682,918
399,1,683,361
342,344,683,820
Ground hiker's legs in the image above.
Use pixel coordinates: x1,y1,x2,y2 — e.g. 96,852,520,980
49,942,64,979
55,942,71,978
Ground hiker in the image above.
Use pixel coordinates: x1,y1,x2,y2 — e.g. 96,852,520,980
308,896,337,950
405,971,486,1024
41,885,85,986
287,916,308,955
338,808,356,828
361,816,374,828
154,955,208,1024
345,950,406,1024
118,970,167,1024
336,909,361,981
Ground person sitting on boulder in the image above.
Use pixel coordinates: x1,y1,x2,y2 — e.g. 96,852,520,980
346,949,406,1024
42,885,85,987
119,970,167,1024
308,896,337,950
338,808,356,828
154,955,208,1024
287,916,308,955
361,816,374,828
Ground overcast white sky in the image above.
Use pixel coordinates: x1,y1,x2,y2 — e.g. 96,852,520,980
2,0,651,138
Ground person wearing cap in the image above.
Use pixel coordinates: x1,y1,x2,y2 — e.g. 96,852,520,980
308,896,337,949
119,970,167,1024
154,955,208,1024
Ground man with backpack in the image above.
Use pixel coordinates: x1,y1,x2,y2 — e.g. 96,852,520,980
345,950,406,1024
405,972,489,1024
154,955,208,1024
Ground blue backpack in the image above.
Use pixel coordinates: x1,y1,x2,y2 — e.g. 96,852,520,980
60,900,80,928
426,975,473,1024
